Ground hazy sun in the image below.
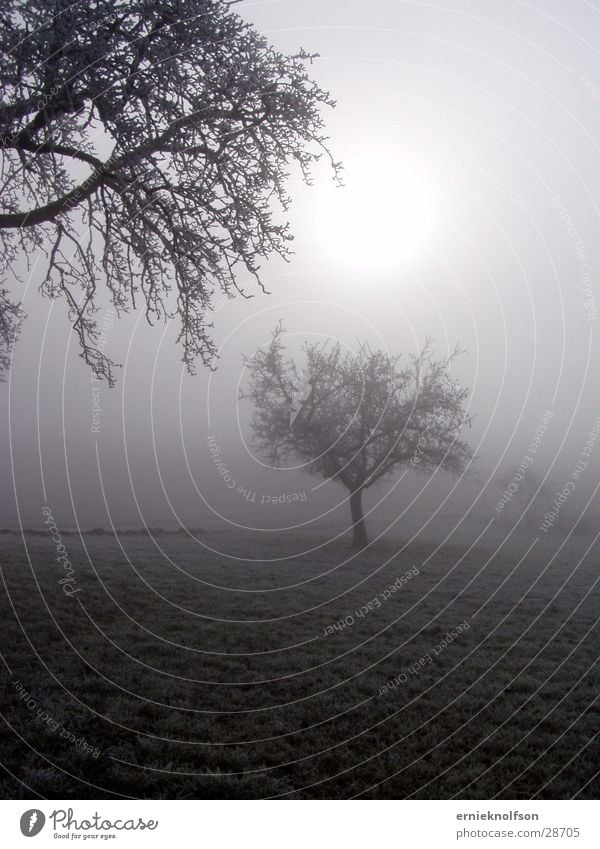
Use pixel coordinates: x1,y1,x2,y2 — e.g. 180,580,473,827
317,149,437,272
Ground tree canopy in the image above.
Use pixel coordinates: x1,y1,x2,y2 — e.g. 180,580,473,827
0,0,338,382
242,324,473,547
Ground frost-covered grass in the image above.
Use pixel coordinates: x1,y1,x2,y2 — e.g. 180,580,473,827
0,529,597,799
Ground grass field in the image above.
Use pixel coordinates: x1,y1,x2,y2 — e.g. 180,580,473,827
0,528,597,799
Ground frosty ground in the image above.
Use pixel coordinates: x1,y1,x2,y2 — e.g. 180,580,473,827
0,528,597,799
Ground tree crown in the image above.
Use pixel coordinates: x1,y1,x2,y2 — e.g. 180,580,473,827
0,0,339,382
241,323,473,493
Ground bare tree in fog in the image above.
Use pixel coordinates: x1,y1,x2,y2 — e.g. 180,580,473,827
0,0,339,383
242,324,473,548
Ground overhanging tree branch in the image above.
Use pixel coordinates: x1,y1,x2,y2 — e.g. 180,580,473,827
0,164,119,228
0,0,340,380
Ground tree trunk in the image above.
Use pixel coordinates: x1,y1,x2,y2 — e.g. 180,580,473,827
349,488,368,549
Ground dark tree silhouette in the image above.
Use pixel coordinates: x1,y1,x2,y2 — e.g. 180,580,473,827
0,0,338,382
242,324,473,548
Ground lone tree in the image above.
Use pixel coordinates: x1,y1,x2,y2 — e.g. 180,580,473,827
242,324,473,548
0,0,338,382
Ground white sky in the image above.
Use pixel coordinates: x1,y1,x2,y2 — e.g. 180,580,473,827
2,0,600,536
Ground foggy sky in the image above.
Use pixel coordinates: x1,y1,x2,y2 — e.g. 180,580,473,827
2,0,600,544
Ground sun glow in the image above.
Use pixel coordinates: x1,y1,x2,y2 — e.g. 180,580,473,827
316,148,438,272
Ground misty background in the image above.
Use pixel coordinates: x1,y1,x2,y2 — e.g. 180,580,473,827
2,0,600,547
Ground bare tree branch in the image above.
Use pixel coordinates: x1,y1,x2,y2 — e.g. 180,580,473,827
0,0,340,380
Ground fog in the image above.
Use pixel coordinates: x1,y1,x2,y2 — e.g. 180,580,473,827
2,0,600,549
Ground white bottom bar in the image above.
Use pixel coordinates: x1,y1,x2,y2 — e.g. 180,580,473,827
0,799,598,847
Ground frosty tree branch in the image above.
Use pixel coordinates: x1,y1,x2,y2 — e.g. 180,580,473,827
0,0,339,383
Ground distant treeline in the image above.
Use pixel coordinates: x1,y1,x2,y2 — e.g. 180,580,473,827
0,527,206,537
